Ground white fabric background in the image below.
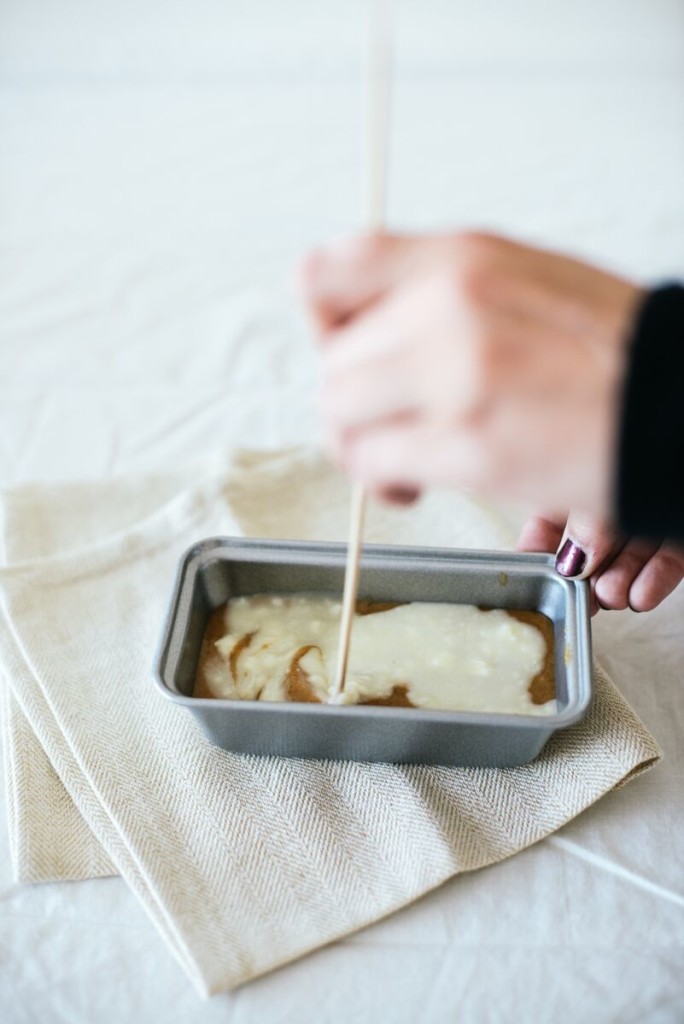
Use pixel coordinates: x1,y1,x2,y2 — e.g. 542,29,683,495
1,1,683,1020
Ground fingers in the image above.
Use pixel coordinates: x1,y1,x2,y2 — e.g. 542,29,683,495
553,510,621,581
318,292,424,433
299,231,482,334
339,419,485,494
552,511,683,612
298,233,428,333
519,511,684,614
592,539,684,612
301,228,640,523
593,537,661,610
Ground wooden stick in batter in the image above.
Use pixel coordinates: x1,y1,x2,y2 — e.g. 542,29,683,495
331,0,392,700
331,483,368,697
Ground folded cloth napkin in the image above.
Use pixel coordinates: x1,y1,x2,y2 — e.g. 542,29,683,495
0,448,661,995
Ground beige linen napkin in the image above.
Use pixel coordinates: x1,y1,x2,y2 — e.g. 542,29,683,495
0,449,661,995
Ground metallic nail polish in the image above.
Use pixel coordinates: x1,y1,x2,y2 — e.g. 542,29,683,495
555,539,587,578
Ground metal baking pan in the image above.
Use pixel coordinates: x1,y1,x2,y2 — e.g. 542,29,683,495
154,538,592,767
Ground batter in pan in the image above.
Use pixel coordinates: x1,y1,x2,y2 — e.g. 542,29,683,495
194,595,556,715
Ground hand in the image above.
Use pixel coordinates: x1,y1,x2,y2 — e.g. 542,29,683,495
299,231,642,520
517,510,684,614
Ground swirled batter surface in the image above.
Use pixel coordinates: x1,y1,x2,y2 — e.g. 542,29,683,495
194,595,556,715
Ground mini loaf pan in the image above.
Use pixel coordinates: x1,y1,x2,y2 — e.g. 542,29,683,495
153,538,593,768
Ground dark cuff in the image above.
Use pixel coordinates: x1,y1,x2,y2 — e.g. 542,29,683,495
617,284,684,542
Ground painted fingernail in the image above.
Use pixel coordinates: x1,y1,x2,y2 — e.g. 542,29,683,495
555,539,587,578
379,486,420,506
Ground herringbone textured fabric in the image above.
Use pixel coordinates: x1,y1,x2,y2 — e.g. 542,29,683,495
0,450,661,995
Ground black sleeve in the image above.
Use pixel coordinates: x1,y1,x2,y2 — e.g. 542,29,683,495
617,283,684,542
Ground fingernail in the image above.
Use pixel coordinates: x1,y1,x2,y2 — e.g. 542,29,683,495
379,486,420,506
555,539,587,578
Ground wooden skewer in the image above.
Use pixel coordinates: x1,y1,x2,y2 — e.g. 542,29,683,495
331,483,368,697
331,0,392,700
361,0,391,236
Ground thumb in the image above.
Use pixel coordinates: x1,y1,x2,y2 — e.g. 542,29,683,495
554,511,621,580
298,232,443,332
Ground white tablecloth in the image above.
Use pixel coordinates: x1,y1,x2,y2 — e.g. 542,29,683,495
1,2,683,1020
